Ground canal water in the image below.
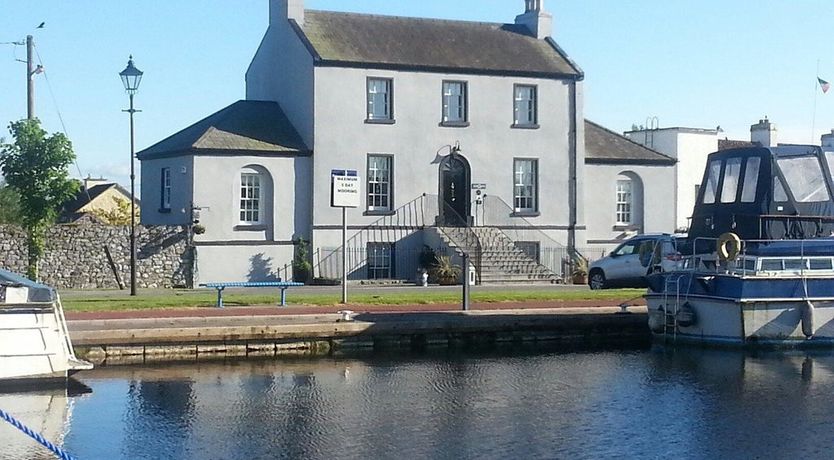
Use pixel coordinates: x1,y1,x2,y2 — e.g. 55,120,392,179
2,346,832,459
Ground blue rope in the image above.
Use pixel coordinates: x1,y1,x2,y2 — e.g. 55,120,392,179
0,408,76,460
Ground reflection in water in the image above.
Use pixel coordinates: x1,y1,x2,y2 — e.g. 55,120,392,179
8,348,834,459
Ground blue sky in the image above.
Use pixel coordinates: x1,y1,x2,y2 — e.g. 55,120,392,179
2,1,834,188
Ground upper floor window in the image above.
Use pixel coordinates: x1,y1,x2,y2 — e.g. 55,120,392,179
367,155,392,212
616,179,633,225
239,171,262,224
160,167,171,211
367,78,393,123
442,81,468,126
513,85,538,127
513,158,538,213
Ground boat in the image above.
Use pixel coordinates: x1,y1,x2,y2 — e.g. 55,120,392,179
0,268,92,385
646,144,834,346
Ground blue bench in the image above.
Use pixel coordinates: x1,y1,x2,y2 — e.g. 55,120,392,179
199,281,305,308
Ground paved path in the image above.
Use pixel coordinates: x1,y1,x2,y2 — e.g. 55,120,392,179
65,298,646,321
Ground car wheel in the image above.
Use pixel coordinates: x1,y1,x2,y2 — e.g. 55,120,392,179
589,270,606,290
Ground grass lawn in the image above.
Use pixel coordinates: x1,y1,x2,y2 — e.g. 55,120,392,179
61,288,646,312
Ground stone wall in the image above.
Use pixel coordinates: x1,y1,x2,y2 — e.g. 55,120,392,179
0,221,193,289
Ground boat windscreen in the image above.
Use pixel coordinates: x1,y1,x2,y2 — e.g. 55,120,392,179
740,157,760,202
721,157,742,203
776,156,830,202
703,160,721,204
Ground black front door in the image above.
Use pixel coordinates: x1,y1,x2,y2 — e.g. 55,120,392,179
440,155,470,226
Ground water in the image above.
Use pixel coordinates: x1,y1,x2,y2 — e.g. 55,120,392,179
2,347,833,459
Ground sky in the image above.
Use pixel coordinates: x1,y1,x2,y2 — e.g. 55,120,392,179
3,0,834,189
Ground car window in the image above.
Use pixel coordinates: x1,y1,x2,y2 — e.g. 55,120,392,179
613,241,640,256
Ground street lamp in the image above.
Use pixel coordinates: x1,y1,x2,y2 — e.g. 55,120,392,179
120,55,143,296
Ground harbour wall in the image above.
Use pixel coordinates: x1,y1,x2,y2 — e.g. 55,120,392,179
0,221,192,289
69,307,651,364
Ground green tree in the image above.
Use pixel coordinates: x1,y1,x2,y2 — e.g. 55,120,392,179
91,196,140,225
0,181,22,225
0,119,78,280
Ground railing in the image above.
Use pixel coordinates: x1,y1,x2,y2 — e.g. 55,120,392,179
313,194,435,281
479,195,582,280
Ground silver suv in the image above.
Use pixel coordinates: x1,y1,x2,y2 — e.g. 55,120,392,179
588,234,684,290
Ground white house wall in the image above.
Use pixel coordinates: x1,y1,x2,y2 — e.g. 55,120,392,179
584,163,676,254
140,156,194,226
245,17,315,147
674,132,718,229
310,66,584,251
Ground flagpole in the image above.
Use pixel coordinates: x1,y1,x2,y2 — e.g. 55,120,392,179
813,60,820,144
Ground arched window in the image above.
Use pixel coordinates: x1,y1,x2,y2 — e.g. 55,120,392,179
616,172,644,229
616,178,633,225
238,166,273,226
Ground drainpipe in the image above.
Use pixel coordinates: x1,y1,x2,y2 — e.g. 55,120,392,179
567,80,578,257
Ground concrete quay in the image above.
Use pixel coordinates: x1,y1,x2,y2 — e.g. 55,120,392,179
67,304,650,365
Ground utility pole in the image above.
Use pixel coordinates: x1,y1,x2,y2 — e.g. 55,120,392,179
26,35,34,119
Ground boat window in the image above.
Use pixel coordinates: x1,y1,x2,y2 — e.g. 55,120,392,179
703,160,722,204
774,177,788,202
721,157,742,203
740,157,761,203
776,156,830,202
784,259,807,270
760,259,783,271
742,257,756,271
810,258,834,270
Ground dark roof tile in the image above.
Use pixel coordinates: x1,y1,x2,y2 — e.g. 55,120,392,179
137,100,309,159
585,120,676,165
301,11,580,78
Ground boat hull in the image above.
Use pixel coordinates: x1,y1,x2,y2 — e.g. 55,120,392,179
645,269,834,346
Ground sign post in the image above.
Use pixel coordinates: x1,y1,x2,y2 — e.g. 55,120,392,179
331,169,360,304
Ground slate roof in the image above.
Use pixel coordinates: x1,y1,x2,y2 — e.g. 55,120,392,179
298,11,582,79
584,120,677,165
137,100,309,160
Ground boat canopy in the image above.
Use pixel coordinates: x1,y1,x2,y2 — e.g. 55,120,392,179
0,269,56,302
688,145,834,240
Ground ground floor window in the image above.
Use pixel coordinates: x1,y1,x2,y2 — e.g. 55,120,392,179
367,243,395,279
514,241,540,263
616,179,633,225
513,158,538,212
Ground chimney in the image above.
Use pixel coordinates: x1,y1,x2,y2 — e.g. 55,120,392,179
270,0,304,27
515,0,553,39
750,117,777,147
83,177,110,191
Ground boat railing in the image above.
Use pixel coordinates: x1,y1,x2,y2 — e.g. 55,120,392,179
679,236,834,278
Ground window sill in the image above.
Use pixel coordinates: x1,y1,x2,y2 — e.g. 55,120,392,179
234,224,267,231
364,210,396,216
158,208,172,214
511,211,540,218
439,121,470,128
613,224,640,231
511,123,540,130
365,118,396,125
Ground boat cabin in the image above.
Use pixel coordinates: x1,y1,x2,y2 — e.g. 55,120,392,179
688,145,834,241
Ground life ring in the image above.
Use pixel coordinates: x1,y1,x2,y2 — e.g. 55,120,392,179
716,232,741,261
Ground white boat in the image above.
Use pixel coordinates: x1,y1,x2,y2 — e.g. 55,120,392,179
0,269,92,384
646,145,834,346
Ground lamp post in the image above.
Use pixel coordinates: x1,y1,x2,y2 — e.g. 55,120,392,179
120,56,143,296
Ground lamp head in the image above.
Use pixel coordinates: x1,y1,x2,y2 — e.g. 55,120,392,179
119,55,143,95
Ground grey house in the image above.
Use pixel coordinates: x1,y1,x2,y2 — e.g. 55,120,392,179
140,0,591,284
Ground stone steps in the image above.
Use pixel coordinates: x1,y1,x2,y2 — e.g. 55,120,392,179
433,227,557,285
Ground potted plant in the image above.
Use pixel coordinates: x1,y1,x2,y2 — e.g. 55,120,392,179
431,255,462,285
192,224,206,235
571,255,589,285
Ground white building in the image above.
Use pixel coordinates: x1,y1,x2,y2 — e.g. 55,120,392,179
625,126,720,231
139,0,676,283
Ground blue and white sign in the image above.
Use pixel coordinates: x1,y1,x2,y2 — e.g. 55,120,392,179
331,169,361,208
